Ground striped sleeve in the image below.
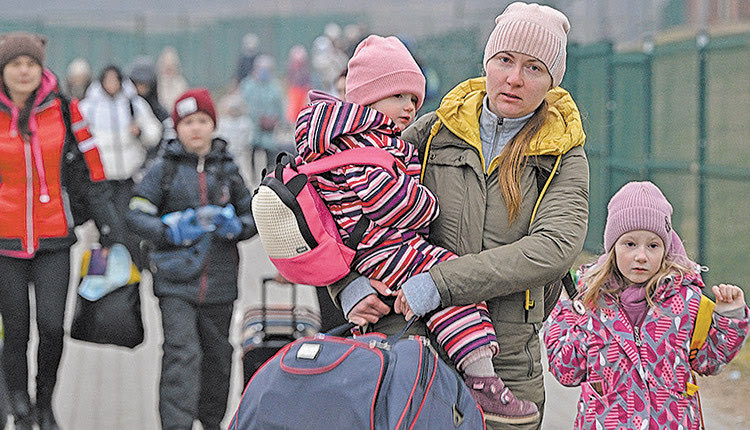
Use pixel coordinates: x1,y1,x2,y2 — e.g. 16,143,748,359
342,149,439,230
69,99,106,181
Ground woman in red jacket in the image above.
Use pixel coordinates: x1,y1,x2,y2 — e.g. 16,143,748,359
0,32,123,430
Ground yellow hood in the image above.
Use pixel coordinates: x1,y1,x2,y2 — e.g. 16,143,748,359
435,77,585,164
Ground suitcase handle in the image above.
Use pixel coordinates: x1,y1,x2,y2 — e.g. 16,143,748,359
260,276,298,335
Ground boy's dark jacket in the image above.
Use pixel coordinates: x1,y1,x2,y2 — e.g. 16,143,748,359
127,138,255,304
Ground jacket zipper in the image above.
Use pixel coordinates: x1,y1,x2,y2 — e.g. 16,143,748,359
197,156,209,303
403,339,432,429
633,326,643,347
525,323,539,378
24,138,35,254
374,346,389,428
492,118,504,164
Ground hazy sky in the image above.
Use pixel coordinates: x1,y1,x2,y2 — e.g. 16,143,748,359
0,0,250,18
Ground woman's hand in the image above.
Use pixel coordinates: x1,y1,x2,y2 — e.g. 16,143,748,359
713,284,746,314
346,279,394,326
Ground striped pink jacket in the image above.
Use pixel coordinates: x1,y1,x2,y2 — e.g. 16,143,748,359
295,96,452,288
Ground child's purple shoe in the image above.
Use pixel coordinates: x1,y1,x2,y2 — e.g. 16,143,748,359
465,375,540,424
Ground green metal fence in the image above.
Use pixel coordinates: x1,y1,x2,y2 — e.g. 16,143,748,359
1,14,364,94
2,18,747,288
564,32,750,289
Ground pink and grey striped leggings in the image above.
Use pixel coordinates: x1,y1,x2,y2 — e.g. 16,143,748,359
361,236,499,370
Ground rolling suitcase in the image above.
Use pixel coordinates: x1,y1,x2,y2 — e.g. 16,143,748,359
241,277,321,383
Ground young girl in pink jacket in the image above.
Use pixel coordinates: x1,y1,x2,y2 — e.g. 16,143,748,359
545,181,748,429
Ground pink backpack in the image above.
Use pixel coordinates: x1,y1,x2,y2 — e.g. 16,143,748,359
252,147,396,286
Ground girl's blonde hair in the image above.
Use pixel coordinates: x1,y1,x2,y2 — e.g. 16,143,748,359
579,247,693,310
496,99,549,223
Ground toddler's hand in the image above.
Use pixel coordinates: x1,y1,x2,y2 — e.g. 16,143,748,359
369,279,394,297
713,284,746,314
394,290,415,321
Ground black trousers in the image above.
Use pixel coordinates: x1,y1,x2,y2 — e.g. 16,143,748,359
0,249,70,409
158,296,233,430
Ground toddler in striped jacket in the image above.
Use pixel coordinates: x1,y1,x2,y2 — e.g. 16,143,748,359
294,34,538,424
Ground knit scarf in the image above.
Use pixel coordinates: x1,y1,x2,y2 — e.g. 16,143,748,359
620,283,649,328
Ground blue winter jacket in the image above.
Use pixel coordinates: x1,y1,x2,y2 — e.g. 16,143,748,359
127,138,255,304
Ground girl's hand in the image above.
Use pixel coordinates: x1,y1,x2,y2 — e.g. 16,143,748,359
713,284,746,314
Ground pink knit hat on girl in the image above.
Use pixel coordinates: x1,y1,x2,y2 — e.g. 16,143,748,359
603,181,673,252
345,35,426,110
484,2,570,87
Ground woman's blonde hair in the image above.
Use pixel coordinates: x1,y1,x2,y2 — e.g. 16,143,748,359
496,99,548,223
579,247,693,310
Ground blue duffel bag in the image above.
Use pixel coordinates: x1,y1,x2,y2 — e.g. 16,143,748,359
229,319,485,429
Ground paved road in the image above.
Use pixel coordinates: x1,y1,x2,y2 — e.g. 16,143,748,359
3,228,742,429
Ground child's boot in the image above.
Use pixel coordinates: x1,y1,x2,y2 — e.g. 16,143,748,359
464,375,539,424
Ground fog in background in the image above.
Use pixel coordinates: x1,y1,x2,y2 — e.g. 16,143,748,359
4,0,747,47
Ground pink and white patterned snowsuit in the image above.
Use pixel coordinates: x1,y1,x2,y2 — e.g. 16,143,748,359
545,270,748,430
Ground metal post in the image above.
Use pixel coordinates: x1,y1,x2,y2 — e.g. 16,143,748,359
605,42,615,199
695,0,710,266
643,38,654,181
696,31,709,266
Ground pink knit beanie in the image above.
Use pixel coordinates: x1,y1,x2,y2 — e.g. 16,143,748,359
603,181,673,252
483,2,570,87
345,35,426,110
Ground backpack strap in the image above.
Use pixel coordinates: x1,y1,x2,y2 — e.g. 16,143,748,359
532,155,576,300
295,147,397,251
685,294,715,430
689,295,715,362
419,118,572,312
56,93,78,163
419,119,442,183
297,147,397,177
344,216,371,249
158,156,178,209
530,155,562,225
684,295,715,397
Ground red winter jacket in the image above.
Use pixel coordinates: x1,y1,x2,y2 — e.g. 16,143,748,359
0,70,110,257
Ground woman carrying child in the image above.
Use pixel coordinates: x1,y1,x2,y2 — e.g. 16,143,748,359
339,4,588,429
296,33,542,423
544,181,748,429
